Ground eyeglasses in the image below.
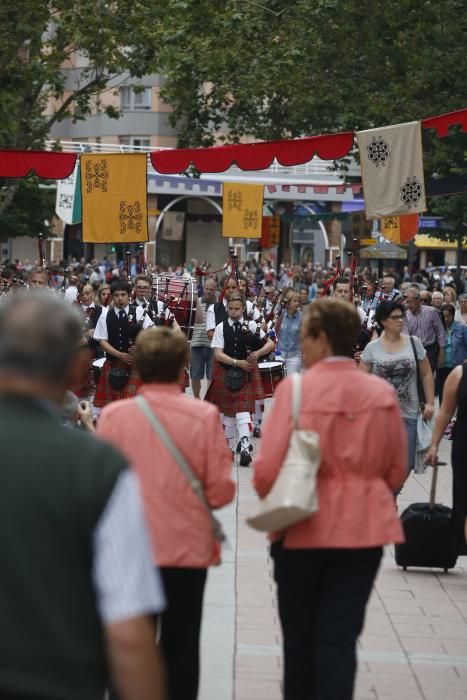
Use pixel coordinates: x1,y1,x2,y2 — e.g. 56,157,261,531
388,314,404,320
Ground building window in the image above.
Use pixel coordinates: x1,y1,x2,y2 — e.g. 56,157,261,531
120,86,151,110
119,136,151,150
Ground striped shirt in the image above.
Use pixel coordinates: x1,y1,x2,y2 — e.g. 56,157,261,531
404,305,446,348
190,300,212,348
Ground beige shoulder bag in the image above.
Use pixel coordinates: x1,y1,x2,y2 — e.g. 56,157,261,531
247,373,320,532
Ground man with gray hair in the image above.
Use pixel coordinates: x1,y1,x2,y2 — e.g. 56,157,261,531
0,292,166,700
404,287,446,372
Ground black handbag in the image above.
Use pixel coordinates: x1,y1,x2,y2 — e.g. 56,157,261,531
225,366,244,392
108,365,129,391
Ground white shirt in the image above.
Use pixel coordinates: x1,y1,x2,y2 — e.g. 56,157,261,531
93,470,165,623
93,305,153,342
211,316,265,349
64,285,79,304
206,299,259,332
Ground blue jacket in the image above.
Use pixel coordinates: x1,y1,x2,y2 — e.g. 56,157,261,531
449,321,467,366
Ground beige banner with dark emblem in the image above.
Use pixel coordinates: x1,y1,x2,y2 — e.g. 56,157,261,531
81,153,148,243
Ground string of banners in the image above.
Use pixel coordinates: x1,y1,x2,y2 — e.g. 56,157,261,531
0,107,465,242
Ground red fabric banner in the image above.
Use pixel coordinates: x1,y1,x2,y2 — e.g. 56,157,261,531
0,150,77,178
422,108,467,138
150,132,354,174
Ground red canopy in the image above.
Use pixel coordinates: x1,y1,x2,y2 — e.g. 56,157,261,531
150,132,354,174
0,150,77,179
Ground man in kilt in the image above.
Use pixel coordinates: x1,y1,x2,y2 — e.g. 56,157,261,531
206,291,274,466
93,280,153,409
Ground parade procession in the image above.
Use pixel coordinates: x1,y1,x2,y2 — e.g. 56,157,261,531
2,3,467,700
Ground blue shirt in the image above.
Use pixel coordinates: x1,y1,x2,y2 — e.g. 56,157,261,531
279,310,302,357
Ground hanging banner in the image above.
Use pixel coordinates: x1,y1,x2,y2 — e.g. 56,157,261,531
222,182,264,238
81,153,148,243
261,215,281,247
55,160,82,224
357,121,426,219
162,211,185,241
381,214,419,244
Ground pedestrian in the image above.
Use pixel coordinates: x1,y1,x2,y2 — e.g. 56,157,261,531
277,290,302,374
93,280,153,409
455,293,467,324
443,285,457,306
426,363,467,555
360,300,434,474
436,303,467,404
253,298,406,700
96,282,111,307
206,291,274,465
0,292,165,700
190,277,217,398
27,267,48,289
404,287,446,372
97,326,235,700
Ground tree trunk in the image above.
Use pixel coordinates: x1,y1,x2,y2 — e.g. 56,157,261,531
0,180,20,217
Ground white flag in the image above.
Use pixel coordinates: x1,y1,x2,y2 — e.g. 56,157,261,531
357,121,426,220
55,160,82,224
162,211,185,241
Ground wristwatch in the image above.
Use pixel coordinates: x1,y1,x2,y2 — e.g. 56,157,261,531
233,359,237,367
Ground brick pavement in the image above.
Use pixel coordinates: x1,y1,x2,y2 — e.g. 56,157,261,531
199,432,467,700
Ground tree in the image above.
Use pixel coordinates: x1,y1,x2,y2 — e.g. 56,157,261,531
150,0,467,146
0,0,161,232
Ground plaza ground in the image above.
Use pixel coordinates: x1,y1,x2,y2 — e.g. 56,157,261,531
197,429,467,700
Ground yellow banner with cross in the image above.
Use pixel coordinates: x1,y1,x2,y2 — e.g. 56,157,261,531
81,153,148,243
222,182,264,238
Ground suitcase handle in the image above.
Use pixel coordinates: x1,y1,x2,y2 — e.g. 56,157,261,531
429,462,447,511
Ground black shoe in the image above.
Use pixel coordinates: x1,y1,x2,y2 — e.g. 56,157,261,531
253,426,262,438
239,449,252,467
236,440,253,453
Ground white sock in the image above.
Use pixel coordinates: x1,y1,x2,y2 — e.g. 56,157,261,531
253,400,264,428
236,412,251,449
223,416,236,451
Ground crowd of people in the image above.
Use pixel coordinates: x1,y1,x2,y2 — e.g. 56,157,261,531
1,251,467,700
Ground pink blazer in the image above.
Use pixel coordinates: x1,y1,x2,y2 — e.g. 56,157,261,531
253,359,406,548
97,383,235,567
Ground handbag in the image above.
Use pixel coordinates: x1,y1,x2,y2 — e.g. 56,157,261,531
409,335,433,473
225,366,244,392
108,365,129,391
135,395,226,544
246,373,321,532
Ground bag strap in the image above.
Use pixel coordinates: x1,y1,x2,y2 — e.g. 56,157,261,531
409,335,422,405
290,372,301,430
135,395,226,542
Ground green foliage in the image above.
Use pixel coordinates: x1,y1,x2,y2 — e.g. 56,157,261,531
0,178,55,241
150,0,467,146
0,0,162,233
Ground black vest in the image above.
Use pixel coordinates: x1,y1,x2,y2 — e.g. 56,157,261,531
106,305,138,353
0,396,126,700
223,320,248,362
214,301,228,326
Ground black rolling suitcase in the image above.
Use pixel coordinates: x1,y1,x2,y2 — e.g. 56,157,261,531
395,463,458,573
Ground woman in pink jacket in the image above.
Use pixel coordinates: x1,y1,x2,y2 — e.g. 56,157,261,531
253,298,407,700
97,327,235,700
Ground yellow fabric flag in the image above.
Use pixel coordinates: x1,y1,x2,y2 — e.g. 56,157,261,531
222,183,264,238
81,153,148,243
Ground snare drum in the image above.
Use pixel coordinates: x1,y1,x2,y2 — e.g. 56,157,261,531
259,360,286,398
151,275,197,339
92,357,106,385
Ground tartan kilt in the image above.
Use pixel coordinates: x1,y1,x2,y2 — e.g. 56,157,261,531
204,359,265,417
69,346,95,398
93,358,143,408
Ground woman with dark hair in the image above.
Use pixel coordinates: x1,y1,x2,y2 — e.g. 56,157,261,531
253,298,406,700
360,300,434,472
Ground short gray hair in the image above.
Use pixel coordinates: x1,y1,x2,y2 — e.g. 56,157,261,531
0,292,83,381
406,287,421,299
